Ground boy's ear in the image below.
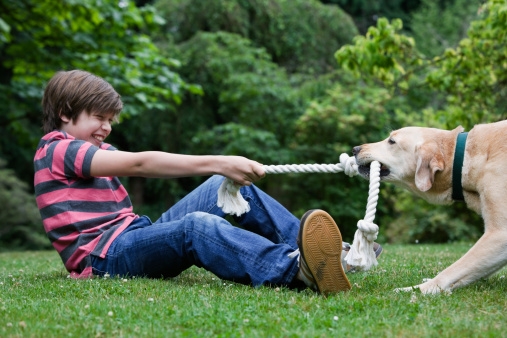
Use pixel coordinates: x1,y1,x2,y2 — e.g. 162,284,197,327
59,112,70,123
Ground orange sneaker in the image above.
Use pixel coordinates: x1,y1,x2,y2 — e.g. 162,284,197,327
296,209,351,295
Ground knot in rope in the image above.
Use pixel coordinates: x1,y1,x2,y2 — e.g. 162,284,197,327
339,153,358,177
356,220,379,241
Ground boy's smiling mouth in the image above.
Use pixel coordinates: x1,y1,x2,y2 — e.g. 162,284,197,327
93,134,105,143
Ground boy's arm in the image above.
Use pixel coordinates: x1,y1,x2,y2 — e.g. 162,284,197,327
90,149,265,186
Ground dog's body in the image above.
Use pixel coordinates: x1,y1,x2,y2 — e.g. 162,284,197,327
353,120,507,294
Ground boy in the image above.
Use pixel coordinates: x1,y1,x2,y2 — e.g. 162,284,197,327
34,70,380,295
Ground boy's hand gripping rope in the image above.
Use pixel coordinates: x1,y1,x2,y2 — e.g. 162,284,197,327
217,153,382,272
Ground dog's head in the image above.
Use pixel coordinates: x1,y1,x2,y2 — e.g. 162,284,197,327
353,126,463,198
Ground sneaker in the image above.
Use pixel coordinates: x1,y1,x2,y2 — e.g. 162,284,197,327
296,209,351,295
342,241,383,272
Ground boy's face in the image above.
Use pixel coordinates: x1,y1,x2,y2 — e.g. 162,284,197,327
60,110,115,147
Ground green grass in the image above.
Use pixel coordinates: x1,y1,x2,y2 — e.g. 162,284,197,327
1,243,506,337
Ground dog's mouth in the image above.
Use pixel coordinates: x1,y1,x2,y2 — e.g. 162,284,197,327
358,162,391,178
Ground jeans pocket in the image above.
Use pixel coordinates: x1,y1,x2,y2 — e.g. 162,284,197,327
90,254,110,277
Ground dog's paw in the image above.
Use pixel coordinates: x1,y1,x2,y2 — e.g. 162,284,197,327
394,278,436,293
395,280,451,295
418,281,452,295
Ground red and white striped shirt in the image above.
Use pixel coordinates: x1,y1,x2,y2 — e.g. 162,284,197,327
34,131,138,278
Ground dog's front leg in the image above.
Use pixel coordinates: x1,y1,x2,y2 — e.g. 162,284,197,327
395,230,507,294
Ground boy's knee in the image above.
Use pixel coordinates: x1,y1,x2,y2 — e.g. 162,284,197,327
185,211,223,228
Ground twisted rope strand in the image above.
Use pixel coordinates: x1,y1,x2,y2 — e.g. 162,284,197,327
364,161,381,223
263,153,359,177
264,163,346,174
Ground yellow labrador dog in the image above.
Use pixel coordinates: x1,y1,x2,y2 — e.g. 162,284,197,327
353,120,507,294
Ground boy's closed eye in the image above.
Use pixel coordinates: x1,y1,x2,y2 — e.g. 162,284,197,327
93,112,118,124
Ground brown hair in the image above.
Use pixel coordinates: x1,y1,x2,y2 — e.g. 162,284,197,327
41,70,123,134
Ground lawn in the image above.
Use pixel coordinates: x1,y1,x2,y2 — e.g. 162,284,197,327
1,243,506,337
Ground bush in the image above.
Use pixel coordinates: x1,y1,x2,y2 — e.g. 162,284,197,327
154,0,358,74
0,159,50,251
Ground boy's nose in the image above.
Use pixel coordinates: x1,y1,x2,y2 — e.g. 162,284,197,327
102,121,112,131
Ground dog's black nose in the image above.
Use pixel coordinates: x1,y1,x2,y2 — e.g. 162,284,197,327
352,146,361,156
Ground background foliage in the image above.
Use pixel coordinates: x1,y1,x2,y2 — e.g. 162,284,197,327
0,0,503,250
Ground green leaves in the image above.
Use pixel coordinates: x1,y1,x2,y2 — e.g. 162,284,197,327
0,160,50,250
426,0,507,127
0,17,10,45
133,29,302,175
0,0,198,184
154,0,358,75
335,18,421,88
1,0,193,119
192,123,288,164
334,1,507,129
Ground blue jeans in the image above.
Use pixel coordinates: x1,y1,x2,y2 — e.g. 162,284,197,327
91,175,301,287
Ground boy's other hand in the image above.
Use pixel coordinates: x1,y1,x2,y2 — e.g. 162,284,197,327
222,156,265,186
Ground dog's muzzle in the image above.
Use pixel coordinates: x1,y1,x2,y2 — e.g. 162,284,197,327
352,146,390,178
357,163,390,178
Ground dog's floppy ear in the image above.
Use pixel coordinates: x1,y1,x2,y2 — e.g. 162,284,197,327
415,143,445,192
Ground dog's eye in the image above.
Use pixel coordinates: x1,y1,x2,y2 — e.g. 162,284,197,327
388,138,396,145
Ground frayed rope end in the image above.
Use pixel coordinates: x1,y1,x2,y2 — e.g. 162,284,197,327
344,220,379,271
217,178,250,216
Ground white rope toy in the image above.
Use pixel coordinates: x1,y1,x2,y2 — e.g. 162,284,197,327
216,153,381,271
345,160,381,271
